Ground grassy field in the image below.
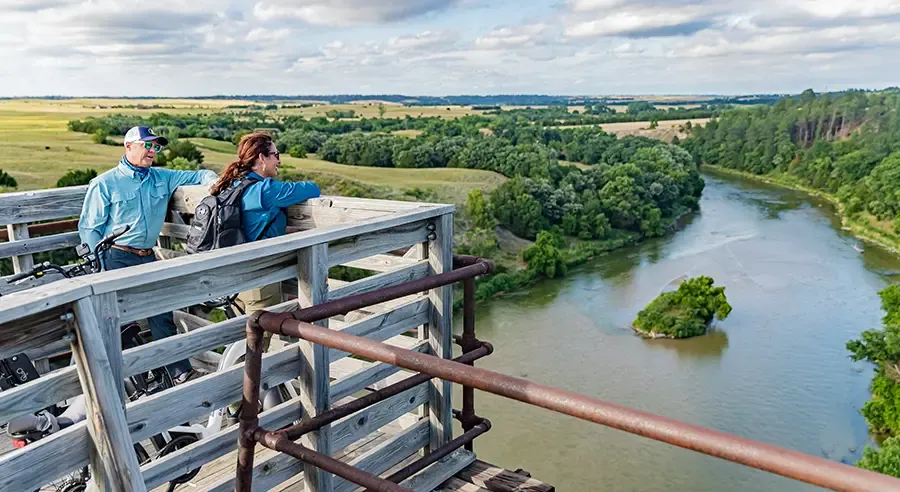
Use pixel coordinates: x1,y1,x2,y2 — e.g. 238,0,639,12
0,100,505,204
557,118,710,142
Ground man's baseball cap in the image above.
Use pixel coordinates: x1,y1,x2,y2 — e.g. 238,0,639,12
123,126,168,147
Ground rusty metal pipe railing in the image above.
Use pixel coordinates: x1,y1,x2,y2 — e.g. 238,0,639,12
380,417,491,487
459,276,478,451
236,319,266,491
257,255,494,334
267,342,492,442
257,435,413,492
264,318,900,492
236,255,495,491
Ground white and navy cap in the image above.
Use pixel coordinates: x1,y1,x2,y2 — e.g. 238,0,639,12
123,126,168,147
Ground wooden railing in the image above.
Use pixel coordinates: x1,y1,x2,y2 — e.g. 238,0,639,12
0,185,456,491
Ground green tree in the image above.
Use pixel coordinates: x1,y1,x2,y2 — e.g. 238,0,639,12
633,276,732,338
56,168,97,187
0,169,17,189
91,129,110,145
166,157,199,170
378,104,386,118
156,140,204,167
288,145,307,158
523,230,566,278
858,437,900,478
465,189,495,229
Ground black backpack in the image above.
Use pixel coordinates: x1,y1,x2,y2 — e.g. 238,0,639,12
185,177,275,254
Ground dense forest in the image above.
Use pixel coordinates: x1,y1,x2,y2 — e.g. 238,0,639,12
62,110,705,298
848,285,900,476
682,89,900,232
632,276,732,339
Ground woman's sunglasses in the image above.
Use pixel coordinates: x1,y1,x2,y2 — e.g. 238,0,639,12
141,141,163,152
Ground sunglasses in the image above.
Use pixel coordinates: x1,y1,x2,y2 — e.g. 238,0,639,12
140,141,163,152
269,150,280,159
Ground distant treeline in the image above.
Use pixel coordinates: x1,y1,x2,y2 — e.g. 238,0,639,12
682,88,900,224
487,103,720,126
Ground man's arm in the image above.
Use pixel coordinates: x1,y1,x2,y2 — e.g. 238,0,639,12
78,181,109,251
164,169,218,193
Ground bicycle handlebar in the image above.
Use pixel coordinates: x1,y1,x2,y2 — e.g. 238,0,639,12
99,225,130,249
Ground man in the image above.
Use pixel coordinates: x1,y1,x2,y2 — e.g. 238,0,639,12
78,126,218,384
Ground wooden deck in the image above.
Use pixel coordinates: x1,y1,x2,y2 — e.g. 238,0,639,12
148,418,554,492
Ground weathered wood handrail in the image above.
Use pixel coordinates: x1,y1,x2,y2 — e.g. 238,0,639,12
0,187,456,492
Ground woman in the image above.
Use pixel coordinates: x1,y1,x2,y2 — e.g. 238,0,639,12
213,132,320,421
210,131,320,316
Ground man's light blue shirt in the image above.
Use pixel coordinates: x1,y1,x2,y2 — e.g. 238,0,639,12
238,172,321,241
78,160,217,250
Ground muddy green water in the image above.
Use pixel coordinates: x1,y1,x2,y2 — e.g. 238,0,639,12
452,173,900,491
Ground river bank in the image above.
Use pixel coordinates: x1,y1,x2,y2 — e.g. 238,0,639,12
701,164,900,255
464,174,892,491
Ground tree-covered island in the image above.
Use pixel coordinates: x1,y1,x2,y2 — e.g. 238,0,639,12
633,276,732,339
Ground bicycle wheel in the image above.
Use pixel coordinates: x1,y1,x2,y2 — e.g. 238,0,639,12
159,434,202,488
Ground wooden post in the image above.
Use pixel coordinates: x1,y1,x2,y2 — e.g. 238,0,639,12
71,297,148,492
7,223,34,273
297,243,333,492
425,214,453,451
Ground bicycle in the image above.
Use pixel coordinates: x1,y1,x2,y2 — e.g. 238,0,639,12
1,226,296,491
1,225,201,492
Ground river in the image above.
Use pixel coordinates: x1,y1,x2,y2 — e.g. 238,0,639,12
453,173,900,491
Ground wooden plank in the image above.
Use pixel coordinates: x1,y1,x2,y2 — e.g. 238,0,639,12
399,449,476,492
285,204,392,229
329,260,429,301
331,382,429,452
0,276,90,326
0,185,86,225
434,477,491,492
71,297,148,492
327,221,430,267
0,231,80,259
202,422,385,492
85,202,453,296
0,420,91,492
341,253,418,272
0,269,64,295
159,222,190,240
85,204,451,299
332,419,430,492
324,196,443,213
0,299,299,427
216,384,428,492
126,343,303,444
91,292,124,404
141,393,304,490
329,297,429,363
297,242,333,492
426,213,454,451
153,246,186,260
0,304,73,360
330,341,428,404
116,252,297,322
6,223,34,273
172,309,213,332
453,461,555,492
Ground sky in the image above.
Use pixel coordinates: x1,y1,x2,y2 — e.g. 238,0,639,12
1,0,899,97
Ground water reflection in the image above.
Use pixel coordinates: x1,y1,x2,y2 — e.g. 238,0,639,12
641,327,730,360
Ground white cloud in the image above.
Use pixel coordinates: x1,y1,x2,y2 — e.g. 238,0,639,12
475,23,549,50
253,0,461,26
0,0,899,96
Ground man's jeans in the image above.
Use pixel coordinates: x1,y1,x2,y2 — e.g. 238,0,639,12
103,248,192,378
